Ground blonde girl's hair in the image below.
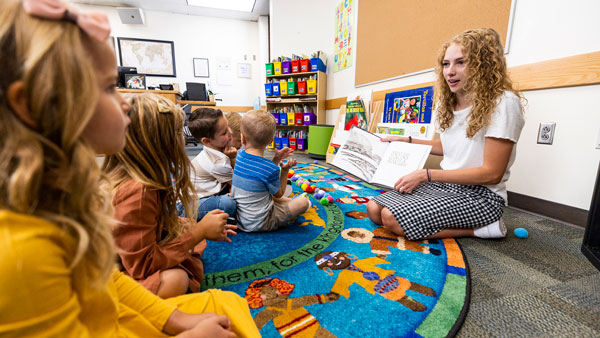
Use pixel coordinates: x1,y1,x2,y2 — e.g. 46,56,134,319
241,110,276,148
434,28,523,137
0,0,115,289
103,93,197,243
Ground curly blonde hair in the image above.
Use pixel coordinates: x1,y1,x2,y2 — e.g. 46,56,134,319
435,28,523,137
0,0,116,289
103,94,197,243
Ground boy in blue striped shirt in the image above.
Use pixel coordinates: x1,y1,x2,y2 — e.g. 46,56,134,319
232,110,310,232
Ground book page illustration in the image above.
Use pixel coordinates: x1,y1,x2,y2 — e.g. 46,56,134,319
331,126,387,182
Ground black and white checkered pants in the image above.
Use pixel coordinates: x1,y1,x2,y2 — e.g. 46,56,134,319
372,182,505,240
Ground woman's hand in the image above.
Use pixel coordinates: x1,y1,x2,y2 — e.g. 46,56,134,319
192,210,237,243
380,135,409,143
393,169,428,193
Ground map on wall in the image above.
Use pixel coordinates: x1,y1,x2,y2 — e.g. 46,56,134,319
118,37,177,77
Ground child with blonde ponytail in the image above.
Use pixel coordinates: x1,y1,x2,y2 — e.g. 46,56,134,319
0,1,259,337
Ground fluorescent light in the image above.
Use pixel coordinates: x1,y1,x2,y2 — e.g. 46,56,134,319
187,0,256,12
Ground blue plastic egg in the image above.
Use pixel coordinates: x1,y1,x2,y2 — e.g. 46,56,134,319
514,227,528,238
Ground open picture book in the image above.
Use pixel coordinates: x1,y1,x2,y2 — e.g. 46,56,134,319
331,126,432,189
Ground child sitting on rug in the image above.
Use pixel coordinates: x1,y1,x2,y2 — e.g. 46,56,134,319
183,107,238,221
0,0,258,336
232,110,310,232
367,28,525,240
224,111,243,150
104,94,238,298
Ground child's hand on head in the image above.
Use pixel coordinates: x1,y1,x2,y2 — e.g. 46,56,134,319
272,147,294,165
280,158,297,170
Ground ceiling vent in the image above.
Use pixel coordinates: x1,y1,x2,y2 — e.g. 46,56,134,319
117,7,145,25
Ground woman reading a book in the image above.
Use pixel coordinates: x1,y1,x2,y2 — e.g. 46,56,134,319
367,28,525,240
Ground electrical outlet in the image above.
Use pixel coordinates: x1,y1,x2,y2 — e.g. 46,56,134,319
537,122,555,145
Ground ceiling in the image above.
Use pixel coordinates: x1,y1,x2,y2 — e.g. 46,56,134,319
72,0,270,21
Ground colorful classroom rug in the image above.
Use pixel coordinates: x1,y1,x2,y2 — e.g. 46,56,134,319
202,163,470,338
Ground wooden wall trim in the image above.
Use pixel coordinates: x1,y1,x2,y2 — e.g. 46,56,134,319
507,191,589,227
325,51,600,109
215,106,253,113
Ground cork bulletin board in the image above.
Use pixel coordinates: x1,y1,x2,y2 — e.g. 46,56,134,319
355,0,515,87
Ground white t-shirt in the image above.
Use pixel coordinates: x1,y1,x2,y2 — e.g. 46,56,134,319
190,146,234,198
439,91,525,203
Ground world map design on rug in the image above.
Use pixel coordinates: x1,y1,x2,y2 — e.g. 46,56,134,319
202,163,470,338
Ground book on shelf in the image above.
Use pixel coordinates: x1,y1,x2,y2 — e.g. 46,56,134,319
266,97,281,102
331,126,432,189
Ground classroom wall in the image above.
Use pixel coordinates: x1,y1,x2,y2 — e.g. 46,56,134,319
77,4,263,106
270,0,600,211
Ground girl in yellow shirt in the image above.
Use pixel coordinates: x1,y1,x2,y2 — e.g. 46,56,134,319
0,1,259,337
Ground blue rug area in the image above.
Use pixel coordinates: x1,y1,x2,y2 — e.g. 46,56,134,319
202,163,469,337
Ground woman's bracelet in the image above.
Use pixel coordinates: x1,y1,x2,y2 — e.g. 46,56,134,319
408,136,412,143
426,169,431,182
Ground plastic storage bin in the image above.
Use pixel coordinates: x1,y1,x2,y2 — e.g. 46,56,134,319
300,59,311,72
289,138,297,150
282,137,289,148
297,138,307,151
297,81,307,94
294,112,304,125
272,82,280,95
287,81,297,95
264,83,272,96
310,58,326,72
279,81,288,95
272,112,279,124
307,80,317,94
274,137,282,149
279,113,287,125
291,60,300,73
273,62,282,75
303,112,316,125
282,61,291,74
287,112,295,125
265,63,274,76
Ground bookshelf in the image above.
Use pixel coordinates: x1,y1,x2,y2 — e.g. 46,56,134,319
265,70,327,152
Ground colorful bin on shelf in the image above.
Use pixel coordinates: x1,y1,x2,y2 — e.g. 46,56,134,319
291,60,300,73
274,137,282,149
289,137,297,150
287,112,295,125
303,112,316,125
300,59,311,72
279,113,287,125
272,112,279,124
295,112,304,125
282,61,291,74
307,80,317,94
272,82,280,95
279,81,288,95
310,58,326,72
297,81,307,94
265,63,274,76
297,138,307,151
273,62,282,75
281,137,290,148
287,81,297,95
264,83,273,96
267,140,274,149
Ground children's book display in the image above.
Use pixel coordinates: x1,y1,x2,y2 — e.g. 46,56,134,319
344,89,372,131
380,86,434,138
331,126,432,189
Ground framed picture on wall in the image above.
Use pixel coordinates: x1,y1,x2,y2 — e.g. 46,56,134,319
193,58,210,78
118,37,176,77
125,74,146,89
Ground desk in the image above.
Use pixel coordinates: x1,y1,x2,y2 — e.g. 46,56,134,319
117,89,180,104
176,100,217,112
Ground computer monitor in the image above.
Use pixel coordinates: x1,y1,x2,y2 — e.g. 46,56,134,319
186,82,208,101
118,66,137,88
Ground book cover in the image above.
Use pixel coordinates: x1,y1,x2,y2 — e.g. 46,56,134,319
344,89,372,131
331,126,432,189
383,86,434,124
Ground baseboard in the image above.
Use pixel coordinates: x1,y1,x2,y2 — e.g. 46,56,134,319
507,191,589,227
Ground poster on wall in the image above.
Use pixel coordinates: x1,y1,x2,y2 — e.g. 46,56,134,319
333,0,354,72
